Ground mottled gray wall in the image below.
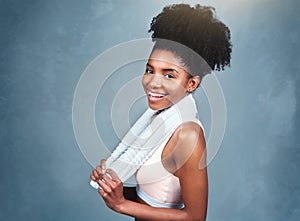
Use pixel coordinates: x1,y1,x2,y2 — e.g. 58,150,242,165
0,0,299,220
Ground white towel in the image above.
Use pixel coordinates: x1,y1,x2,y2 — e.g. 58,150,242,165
90,94,199,188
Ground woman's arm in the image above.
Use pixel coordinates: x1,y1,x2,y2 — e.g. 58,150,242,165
172,122,208,220
97,172,206,221
92,122,207,221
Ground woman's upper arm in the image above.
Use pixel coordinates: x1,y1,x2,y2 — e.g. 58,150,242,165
173,122,208,220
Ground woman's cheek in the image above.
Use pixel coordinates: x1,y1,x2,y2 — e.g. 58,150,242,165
142,74,154,91
141,75,148,90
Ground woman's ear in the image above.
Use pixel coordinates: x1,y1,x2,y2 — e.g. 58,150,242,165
187,75,201,92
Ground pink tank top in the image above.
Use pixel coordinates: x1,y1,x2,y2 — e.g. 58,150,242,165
135,119,204,209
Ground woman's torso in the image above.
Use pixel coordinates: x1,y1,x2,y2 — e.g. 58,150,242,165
135,119,204,209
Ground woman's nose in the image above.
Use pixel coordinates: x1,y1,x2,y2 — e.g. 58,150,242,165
148,74,162,88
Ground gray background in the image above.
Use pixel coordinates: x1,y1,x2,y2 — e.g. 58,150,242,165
1,0,299,220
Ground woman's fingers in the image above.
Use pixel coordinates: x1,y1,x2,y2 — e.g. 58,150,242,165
90,173,97,181
106,169,121,182
96,169,125,211
100,159,106,171
96,166,103,175
102,173,117,188
91,159,107,181
98,187,108,198
92,169,99,179
90,169,100,181
91,161,121,195
99,170,121,190
97,178,111,193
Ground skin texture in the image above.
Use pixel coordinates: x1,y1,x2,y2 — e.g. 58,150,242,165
90,49,208,221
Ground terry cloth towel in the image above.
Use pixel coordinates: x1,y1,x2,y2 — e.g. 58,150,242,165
90,94,199,188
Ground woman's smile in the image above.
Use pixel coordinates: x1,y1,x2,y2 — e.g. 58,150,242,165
147,90,168,102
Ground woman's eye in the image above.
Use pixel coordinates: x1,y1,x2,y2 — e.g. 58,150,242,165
165,73,175,79
145,69,153,74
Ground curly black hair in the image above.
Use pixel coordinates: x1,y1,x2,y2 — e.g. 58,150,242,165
149,4,232,76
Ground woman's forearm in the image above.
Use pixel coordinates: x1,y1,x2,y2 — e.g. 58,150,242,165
116,199,205,221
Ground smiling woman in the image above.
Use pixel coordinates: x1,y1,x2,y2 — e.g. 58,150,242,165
143,49,200,111
90,3,232,221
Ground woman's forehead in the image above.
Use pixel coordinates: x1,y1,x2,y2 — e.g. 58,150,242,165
148,49,187,71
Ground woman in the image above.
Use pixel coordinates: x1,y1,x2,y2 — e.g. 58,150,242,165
90,4,232,221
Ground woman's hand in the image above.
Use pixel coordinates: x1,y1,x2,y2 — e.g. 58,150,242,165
90,160,127,212
97,169,127,212
90,159,106,182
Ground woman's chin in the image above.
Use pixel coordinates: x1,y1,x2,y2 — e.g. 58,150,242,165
147,102,171,111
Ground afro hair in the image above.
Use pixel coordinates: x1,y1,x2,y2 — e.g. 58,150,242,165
149,4,232,76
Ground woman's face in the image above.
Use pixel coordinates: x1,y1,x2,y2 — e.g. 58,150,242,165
142,49,198,111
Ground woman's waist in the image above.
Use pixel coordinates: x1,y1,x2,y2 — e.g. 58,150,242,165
136,182,183,209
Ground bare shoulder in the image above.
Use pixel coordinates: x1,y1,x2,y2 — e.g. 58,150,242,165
174,121,205,144
162,121,206,174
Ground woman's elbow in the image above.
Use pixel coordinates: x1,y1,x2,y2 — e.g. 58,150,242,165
184,211,206,221
189,217,206,221
190,217,206,221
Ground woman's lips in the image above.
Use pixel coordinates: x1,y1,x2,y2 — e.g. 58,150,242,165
147,91,166,102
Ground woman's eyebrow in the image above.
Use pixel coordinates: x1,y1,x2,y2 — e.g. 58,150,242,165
146,63,154,68
162,68,179,73
146,63,179,73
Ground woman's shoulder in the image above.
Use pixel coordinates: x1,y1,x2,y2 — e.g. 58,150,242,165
174,121,205,143
173,121,206,159
162,121,206,173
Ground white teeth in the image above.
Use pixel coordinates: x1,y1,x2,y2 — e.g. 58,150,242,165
148,91,165,98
